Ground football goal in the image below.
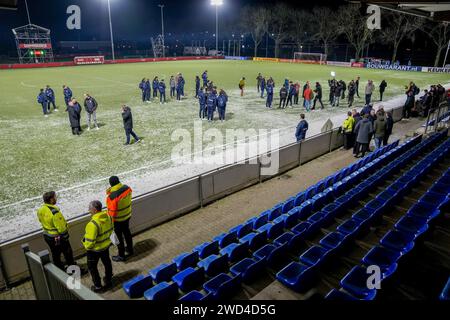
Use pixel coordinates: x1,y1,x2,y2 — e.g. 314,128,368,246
293,52,327,65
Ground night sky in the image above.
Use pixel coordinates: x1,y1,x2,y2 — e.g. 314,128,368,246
0,0,344,49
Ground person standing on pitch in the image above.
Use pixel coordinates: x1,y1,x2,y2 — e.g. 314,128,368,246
294,82,300,105
37,88,48,117
217,89,228,122
122,105,141,145
266,82,274,109
68,98,82,135
170,76,176,99
379,80,387,101
139,78,146,103
159,80,166,104
260,76,266,98
202,70,208,87
152,77,159,99
82,200,114,292
313,82,324,110
37,191,75,271
207,89,217,122
107,176,134,262
286,82,295,108
355,76,361,98
279,85,288,109
348,80,356,107
239,77,246,97
195,76,201,98
295,114,309,142
84,93,99,131
45,85,58,112
198,87,207,120
145,79,151,103
63,85,73,107
256,73,262,93
365,80,375,105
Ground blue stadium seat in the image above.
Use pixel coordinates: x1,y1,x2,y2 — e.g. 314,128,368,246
274,232,295,246
288,227,310,252
144,281,179,301
394,215,429,239
172,267,205,292
253,213,269,229
284,211,300,229
281,197,295,214
351,207,375,225
321,203,342,220
325,288,358,300
253,244,278,261
419,191,448,209
276,262,316,293
272,214,286,225
229,221,253,239
256,222,272,235
299,245,329,267
197,254,229,277
269,204,283,220
203,273,241,299
380,230,415,255
267,242,289,269
230,258,265,283
319,232,346,251
407,202,441,222
123,274,153,299
298,201,313,220
213,231,238,249
311,193,326,211
305,186,316,200
440,277,450,300
179,290,210,301
220,242,248,263
292,221,311,235
362,246,400,279
149,263,178,283
340,266,377,300
267,221,285,240
239,231,267,251
193,241,219,259
173,251,199,271
337,219,362,238
294,191,306,207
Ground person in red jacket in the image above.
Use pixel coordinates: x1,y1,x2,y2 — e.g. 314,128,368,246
303,84,314,112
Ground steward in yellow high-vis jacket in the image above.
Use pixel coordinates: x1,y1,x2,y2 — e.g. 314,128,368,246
343,111,356,150
106,176,134,262
82,200,114,292
37,191,75,270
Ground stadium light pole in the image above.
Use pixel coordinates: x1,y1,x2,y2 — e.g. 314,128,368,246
104,0,116,61
158,4,165,58
443,39,450,68
211,0,223,54
24,0,32,24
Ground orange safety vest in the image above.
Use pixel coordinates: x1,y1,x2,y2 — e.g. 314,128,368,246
106,183,132,222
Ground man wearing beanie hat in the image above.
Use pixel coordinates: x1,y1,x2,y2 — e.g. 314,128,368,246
106,176,134,262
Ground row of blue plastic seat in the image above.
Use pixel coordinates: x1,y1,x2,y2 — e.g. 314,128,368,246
276,131,449,297
423,110,450,127
121,137,420,300
326,134,450,300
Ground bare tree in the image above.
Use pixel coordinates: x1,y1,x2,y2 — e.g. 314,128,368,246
289,10,313,52
267,3,292,58
311,7,340,58
240,6,269,57
337,4,374,60
425,22,450,67
379,10,424,63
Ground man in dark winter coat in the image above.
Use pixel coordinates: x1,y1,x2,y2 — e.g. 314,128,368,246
379,80,387,101
295,114,309,142
354,114,373,158
383,111,394,146
37,89,48,117
67,99,82,135
279,85,288,109
84,94,99,130
122,105,141,145
313,82,324,109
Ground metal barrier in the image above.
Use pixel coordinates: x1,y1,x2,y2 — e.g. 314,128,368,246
21,244,103,300
425,101,450,134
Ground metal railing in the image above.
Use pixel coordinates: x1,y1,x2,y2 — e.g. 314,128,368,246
425,101,450,134
21,244,103,300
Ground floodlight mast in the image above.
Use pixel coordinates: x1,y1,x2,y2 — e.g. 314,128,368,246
211,0,223,55
159,4,165,58
106,0,115,61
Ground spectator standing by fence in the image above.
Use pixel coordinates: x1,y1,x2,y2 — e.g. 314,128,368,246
354,114,373,158
384,111,394,146
295,114,309,142
106,176,134,262
37,191,75,271
343,111,355,150
373,110,387,149
82,200,114,293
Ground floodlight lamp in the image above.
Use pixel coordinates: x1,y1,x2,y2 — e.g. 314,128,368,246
211,0,223,6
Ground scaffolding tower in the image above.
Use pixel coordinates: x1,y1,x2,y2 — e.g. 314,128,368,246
12,24,54,64
151,35,165,58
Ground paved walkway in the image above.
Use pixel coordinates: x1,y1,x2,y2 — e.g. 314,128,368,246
0,118,426,300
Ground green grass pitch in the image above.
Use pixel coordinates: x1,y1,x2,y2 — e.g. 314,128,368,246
0,59,448,235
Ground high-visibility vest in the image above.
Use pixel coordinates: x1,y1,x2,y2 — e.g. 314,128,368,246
82,211,113,252
343,116,356,133
37,204,69,238
106,183,132,222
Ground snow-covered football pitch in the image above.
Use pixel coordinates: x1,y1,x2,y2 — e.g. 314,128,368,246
0,59,448,241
